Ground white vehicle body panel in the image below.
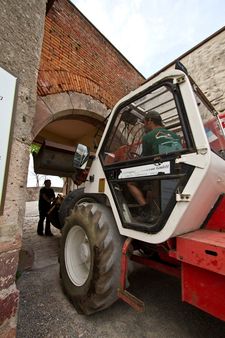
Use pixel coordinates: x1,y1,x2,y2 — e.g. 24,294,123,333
84,70,225,244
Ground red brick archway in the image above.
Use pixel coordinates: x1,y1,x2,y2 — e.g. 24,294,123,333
36,0,144,123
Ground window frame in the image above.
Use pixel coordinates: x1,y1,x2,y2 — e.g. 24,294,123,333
99,79,195,167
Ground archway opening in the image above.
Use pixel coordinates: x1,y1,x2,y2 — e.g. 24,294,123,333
28,113,106,194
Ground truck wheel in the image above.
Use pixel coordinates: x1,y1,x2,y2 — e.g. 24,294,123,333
60,203,123,315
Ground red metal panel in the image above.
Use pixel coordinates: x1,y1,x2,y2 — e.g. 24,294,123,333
182,262,225,322
131,254,180,278
205,195,225,231
177,230,225,275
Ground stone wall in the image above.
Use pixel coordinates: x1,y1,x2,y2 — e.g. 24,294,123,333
0,1,47,337
181,28,225,113
154,27,225,113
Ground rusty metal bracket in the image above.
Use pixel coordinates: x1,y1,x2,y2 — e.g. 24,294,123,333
117,289,145,312
117,237,145,312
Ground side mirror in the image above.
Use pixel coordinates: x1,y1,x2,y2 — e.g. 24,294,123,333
73,144,89,169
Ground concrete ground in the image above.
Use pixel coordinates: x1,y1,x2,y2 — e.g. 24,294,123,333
16,201,225,338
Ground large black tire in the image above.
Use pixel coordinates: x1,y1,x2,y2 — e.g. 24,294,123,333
58,189,97,227
59,203,123,315
48,205,62,229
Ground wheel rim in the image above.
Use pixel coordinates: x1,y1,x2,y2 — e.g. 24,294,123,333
65,225,91,286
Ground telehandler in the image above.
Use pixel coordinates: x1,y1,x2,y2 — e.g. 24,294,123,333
56,63,225,321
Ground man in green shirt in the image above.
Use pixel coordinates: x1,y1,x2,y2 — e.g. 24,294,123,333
142,110,181,156
127,110,182,223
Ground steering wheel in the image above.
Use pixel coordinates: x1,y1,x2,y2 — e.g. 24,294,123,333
127,151,141,159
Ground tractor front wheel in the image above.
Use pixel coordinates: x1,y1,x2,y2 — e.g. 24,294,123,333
59,203,123,314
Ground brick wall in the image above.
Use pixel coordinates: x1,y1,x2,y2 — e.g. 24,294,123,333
38,0,145,108
0,1,47,336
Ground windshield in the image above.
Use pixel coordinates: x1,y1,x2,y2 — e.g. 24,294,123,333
99,80,194,233
101,84,187,165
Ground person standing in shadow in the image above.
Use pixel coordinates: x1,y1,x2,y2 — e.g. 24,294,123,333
37,179,55,236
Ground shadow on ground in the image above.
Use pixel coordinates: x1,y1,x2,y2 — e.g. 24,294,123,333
16,202,225,338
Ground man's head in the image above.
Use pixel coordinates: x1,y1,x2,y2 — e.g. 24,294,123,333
44,179,51,188
144,110,163,131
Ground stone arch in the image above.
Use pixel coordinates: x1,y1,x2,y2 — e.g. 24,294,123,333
32,91,110,142
31,91,111,195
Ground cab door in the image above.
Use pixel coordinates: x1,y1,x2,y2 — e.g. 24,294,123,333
100,77,195,234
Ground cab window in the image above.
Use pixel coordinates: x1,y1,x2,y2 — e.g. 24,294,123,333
102,84,187,165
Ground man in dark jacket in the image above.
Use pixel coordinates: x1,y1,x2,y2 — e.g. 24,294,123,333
37,179,55,236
